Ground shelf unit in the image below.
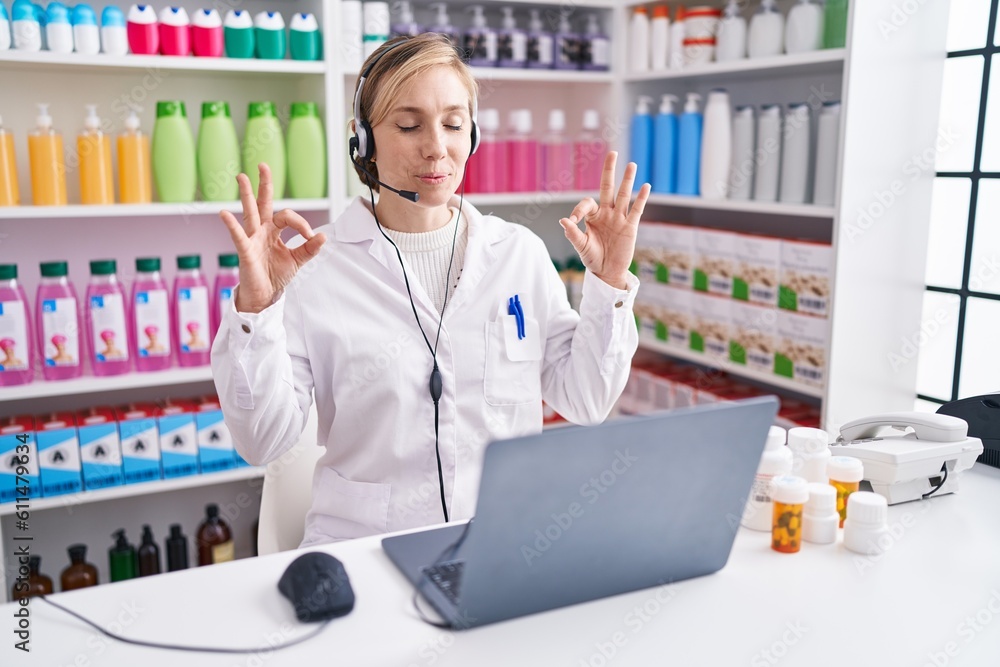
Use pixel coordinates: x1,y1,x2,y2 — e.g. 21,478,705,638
0,50,327,74
0,367,213,402
624,48,846,83
644,194,834,218
0,199,330,220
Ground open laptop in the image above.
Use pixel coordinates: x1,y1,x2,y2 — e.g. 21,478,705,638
382,396,779,629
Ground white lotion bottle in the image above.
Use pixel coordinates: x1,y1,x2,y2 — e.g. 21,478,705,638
813,101,841,206
748,0,784,59
716,0,746,62
779,103,811,204
651,5,669,71
668,6,685,70
753,104,781,202
700,89,732,201
629,6,650,73
729,105,755,201
785,0,824,54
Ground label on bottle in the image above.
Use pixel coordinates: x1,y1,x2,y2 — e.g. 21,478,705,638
176,286,210,353
528,34,553,66
212,539,234,563
588,37,610,67
218,287,234,323
750,473,776,504
89,292,130,362
0,300,29,372
135,289,171,357
498,32,527,62
41,297,81,367
555,35,578,67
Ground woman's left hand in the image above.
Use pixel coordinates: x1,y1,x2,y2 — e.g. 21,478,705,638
559,151,651,290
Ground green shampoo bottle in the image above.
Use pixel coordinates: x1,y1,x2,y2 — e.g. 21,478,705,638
109,529,137,582
197,102,241,202
287,102,327,198
152,101,196,203
242,102,286,198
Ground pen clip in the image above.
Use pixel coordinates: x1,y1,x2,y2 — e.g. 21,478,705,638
513,295,525,340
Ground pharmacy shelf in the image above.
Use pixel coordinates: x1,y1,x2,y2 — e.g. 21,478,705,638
624,49,846,83
343,67,614,84
466,191,595,207
0,367,214,402
0,198,330,220
0,465,264,516
644,193,835,218
0,50,326,75
637,338,825,399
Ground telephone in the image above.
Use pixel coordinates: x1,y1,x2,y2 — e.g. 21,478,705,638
831,412,984,505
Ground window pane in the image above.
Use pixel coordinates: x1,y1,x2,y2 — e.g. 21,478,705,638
958,297,1000,397
925,178,971,289
936,56,984,172
970,179,1000,294
947,0,992,51
980,55,1000,171
915,292,961,400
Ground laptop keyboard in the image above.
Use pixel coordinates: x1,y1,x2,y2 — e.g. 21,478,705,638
422,560,465,605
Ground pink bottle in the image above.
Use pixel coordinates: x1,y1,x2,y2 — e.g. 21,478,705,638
507,109,539,193
212,253,239,339
85,259,132,377
173,255,211,367
126,4,159,55
132,257,173,372
574,109,607,191
191,8,224,57
542,109,573,193
473,108,504,194
159,6,191,56
0,264,34,387
36,261,83,381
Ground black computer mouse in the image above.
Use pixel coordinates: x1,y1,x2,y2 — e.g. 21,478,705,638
277,552,356,622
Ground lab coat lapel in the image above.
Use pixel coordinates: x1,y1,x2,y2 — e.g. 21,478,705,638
443,198,507,316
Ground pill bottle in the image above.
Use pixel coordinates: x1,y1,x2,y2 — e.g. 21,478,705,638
787,427,831,483
827,456,864,527
802,482,838,544
843,491,889,556
771,475,808,554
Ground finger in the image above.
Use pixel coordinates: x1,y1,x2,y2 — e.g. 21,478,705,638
598,151,617,208
289,232,328,267
219,209,250,252
615,162,638,213
627,182,652,226
237,173,260,234
559,217,588,253
273,208,317,241
567,197,599,225
257,162,274,224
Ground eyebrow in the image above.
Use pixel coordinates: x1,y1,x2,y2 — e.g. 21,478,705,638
392,104,467,114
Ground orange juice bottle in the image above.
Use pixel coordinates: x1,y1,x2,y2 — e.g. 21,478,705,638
118,109,152,204
28,103,67,206
0,115,19,206
78,105,114,205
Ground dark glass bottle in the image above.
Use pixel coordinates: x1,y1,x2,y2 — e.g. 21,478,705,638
138,525,161,576
109,529,137,581
61,544,98,591
12,556,53,600
166,524,189,572
197,503,234,566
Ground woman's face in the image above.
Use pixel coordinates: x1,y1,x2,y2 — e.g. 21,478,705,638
370,66,473,209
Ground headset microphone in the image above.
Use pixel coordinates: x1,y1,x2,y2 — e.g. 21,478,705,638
350,149,420,202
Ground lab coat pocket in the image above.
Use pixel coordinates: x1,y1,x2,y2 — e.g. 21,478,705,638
483,316,543,406
314,467,391,539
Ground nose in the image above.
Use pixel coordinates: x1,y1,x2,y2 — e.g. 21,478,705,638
422,125,449,161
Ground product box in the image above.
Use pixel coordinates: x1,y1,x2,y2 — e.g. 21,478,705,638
158,400,200,479
779,240,833,317
634,283,663,343
76,407,124,491
633,223,661,284
691,293,731,359
776,311,829,387
116,404,162,484
195,396,237,474
35,413,83,497
694,228,738,296
734,234,781,306
730,301,779,372
0,416,39,504
659,285,694,349
656,224,696,287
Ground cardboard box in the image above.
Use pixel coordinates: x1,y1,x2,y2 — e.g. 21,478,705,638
195,396,237,474
779,240,833,317
734,234,781,306
633,224,661,284
730,301,779,372
776,311,829,387
159,400,200,479
691,293,731,359
694,229,738,296
116,404,162,484
0,416,39,503
657,224,696,288
659,285,694,350
634,283,663,343
77,407,124,491
35,413,83,497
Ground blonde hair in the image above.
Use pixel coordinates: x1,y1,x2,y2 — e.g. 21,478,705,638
351,34,479,191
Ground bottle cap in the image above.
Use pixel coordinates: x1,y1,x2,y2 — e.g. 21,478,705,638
248,101,278,119
0,2,8,20
141,524,155,544
479,108,499,132
822,101,842,112
156,101,187,119
127,4,157,25
72,3,97,26
653,6,669,19
111,528,130,549
206,503,219,519
0,264,17,280
36,103,53,129
675,5,686,21
28,555,41,572
224,9,253,28
101,5,125,27
827,456,864,483
735,105,755,117
177,254,201,270
764,425,787,451
771,475,809,504
253,10,285,29
218,253,239,268
846,491,887,526
500,6,515,29
159,6,190,26
84,104,101,130
136,257,160,272
40,261,68,277
68,543,87,561
634,6,648,15
683,92,702,113
636,95,654,114
46,2,71,25
290,102,319,118
170,524,185,538
466,5,486,28
290,12,318,32
125,109,141,131
89,259,116,275
804,482,836,515
659,94,678,114
586,13,601,34
548,109,565,132
429,3,450,27
686,7,722,19
760,104,782,117
201,101,231,119
192,8,221,29
11,0,35,23
582,109,600,130
787,427,830,454
512,109,532,134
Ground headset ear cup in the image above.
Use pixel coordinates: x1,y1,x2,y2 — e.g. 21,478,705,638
469,120,480,156
359,120,376,162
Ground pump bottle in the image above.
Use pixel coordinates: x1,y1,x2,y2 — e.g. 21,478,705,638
526,8,553,69
464,5,497,67
753,104,781,202
554,11,578,71
700,89,732,200
28,103,67,206
0,115,19,206
138,525,162,576
676,93,703,196
629,96,654,191
748,0,784,58
497,7,526,68
652,95,678,194
118,109,152,204
786,0,824,54
109,529,138,581
197,503,234,566
390,1,421,38
580,14,609,72
79,105,115,205
730,105,756,201
716,0,747,62
166,524,190,571
428,3,459,48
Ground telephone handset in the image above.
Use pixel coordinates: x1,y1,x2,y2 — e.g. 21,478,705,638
837,412,968,444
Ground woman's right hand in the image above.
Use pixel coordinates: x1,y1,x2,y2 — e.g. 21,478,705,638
219,163,327,313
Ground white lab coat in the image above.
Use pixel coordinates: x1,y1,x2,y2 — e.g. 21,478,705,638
211,195,640,546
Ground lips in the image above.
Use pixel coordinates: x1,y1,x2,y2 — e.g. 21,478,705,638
417,173,449,184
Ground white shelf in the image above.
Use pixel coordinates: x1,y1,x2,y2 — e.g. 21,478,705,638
0,465,263,516
0,50,326,75
645,194,835,218
637,338,825,399
466,191,595,207
0,199,331,220
344,67,613,84
625,49,846,83
0,367,214,402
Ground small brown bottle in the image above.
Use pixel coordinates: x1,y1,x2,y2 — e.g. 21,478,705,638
137,525,161,576
13,556,53,600
61,544,98,591
197,503,234,566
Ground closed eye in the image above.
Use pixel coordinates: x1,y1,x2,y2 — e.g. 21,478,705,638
397,125,418,132
446,125,463,131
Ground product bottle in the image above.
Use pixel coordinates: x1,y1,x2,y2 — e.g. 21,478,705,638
542,110,572,193
427,3,459,48
827,455,864,528
152,101,197,203
813,101,841,207
85,259,131,376
12,556,52,599
700,89,732,201
390,0,421,38
158,6,190,56
0,263,34,386
166,523,189,571
0,3,11,51
573,109,605,191
118,109,152,204
173,254,211,367
126,3,158,55
138,524,161,576
741,425,792,531
730,105,755,200
579,14,609,72
0,115,19,206
823,0,848,49
132,257,172,372
197,503,234,566
28,103,67,206
11,0,41,51
471,108,504,193
197,101,240,202
652,94,678,194
802,483,839,544
629,96,654,191
771,475,808,554
100,5,128,55
36,261,82,380
60,544,98,591
286,102,327,199
496,6,526,68
650,6,669,71
109,529,137,581
191,8,224,58
464,5,497,67
779,102,811,204
243,101,287,198
526,8,553,69
787,427,831,484
716,0,747,62
629,6,650,73
786,0,824,54
843,492,889,555
223,9,254,58
748,0,784,58
289,12,321,61
752,104,781,202
506,109,538,192
668,5,685,70
213,253,239,337
254,10,285,59
362,1,389,58
78,105,114,205
676,92,703,196
72,3,100,54
45,2,73,52
553,11,578,71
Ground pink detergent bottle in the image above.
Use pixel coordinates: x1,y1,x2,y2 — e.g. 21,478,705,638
473,108,504,194
85,259,132,377
507,109,539,193
0,263,35,387
36,261,83,381
173,255,211,367
132,257,173,372
542,109,573,192
574,109,607,191
212,253,239,340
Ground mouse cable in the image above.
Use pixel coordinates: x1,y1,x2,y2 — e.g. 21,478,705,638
410,519,476,629
38,595,332,653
